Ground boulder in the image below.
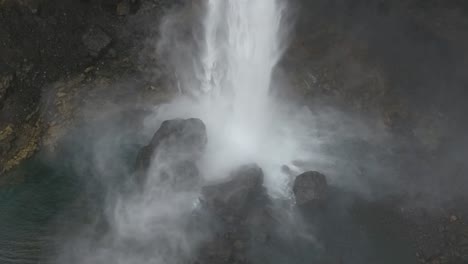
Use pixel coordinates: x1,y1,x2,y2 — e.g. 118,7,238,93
293,171,328,206
196,164,270,264
201,164,265,222
134,118,207,187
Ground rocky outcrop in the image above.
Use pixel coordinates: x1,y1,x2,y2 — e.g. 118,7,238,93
0,0,176,180
0,0,113,178
293,171,328,207
135,118,207,186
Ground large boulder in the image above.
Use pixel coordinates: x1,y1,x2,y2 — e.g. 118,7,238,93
196,164,271,264
293,171,328,206
134,118,207,188
201,164,265,222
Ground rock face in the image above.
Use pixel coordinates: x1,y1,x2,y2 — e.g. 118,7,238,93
135,118,207,187
82,26,112,57
293,171,328,206
0,0,160,179
0,67,14,105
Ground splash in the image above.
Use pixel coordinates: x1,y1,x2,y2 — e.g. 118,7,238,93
151,0,388,197
56,1,395,263
197,0,291,186
151,0,315,195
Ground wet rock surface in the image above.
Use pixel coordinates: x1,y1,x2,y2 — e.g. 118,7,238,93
82,26,112,58
410,212,468,264
0,0,177,178
0,66,15,105
135,118,207,186
293,171,328,207
197,164,272,264
201,164,266,222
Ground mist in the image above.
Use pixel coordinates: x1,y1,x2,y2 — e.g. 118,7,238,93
43,0,468,263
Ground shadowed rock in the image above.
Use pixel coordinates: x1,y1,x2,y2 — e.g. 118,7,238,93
293,171,328,206
196,164,271,264
134,118,207,187
0,65,14,105
201,164,265,222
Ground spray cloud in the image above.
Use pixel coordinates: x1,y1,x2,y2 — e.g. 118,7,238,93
58,0,396,263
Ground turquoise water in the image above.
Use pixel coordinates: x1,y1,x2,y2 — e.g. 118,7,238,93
0,115,143,264
0,158,79,263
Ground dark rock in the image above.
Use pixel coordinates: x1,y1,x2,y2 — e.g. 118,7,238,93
158,160,200,192
293,171,328,206
17,0,41,14
134,118,207,186
0,125,15,156
136,118,207,170
105,48,117,58
82,26,112,57
115,0,141,15
116,1,130,16
201,164,265,221
0,68,14,105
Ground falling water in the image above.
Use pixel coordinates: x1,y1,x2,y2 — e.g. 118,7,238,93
198,0,289,181
199,0,284,97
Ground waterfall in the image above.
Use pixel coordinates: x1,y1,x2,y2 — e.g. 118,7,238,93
196,0,291,192
152,0,321,195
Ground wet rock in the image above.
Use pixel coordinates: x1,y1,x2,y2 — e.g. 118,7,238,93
196,164,275,264
135,118,207,186
201,164,265,222
196,239,234,264
0,125,15,157
116,1,130,16
450,215,459,222
136,118,207,170
82,26,112,57
105,48,117,58
0,65,15,104
1,120,42,175
116,0,140,16
158,160,201,192
293,171,328,206
17,0,41,14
